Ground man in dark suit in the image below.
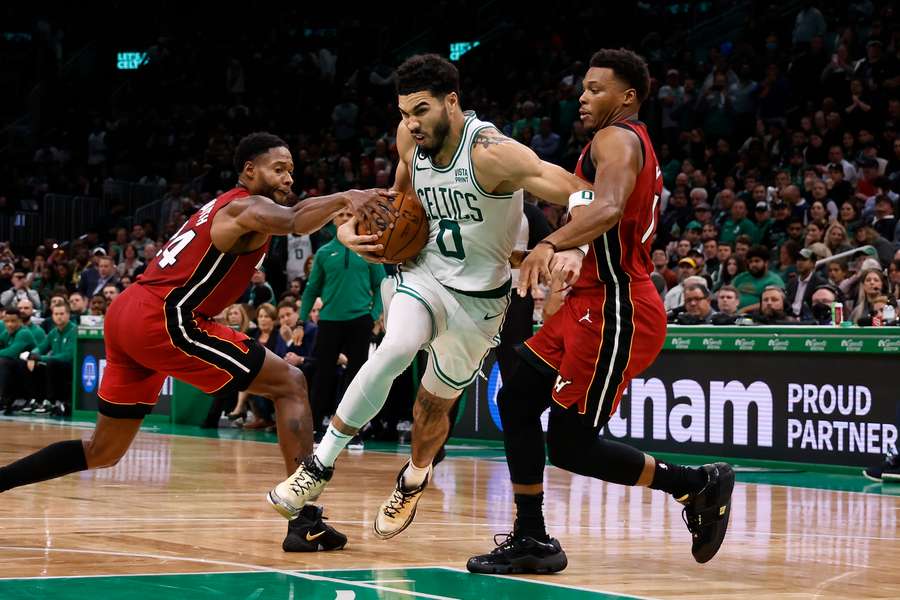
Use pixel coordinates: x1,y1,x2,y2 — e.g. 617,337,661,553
786,247,828,319
78,255,119,298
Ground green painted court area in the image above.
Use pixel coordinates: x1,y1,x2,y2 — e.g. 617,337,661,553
0,567,637,599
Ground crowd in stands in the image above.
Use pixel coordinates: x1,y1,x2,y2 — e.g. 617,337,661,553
1,1,899,425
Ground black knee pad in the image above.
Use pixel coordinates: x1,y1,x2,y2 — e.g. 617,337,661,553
497,361,555,486
545,408,589,471
497,360,554,426
546,406,645,485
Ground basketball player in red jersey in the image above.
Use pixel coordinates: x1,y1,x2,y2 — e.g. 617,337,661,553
0,132,392,552
467,50,735,574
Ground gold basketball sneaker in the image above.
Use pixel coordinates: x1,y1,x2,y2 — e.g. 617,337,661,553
373,461,431,539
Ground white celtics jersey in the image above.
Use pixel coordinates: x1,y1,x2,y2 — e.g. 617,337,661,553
409,111,523,292
286,233,313,281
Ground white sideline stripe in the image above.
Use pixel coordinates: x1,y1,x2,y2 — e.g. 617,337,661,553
439,566,657,600
0,547,456,599
0,565,450,582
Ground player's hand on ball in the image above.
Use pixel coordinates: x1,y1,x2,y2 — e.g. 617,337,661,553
518,242,554,299
549,249,583,290
344,188,399,224
337,216,388,262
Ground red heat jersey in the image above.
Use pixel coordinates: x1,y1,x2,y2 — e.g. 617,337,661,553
571,120,662,292
137,187,269,318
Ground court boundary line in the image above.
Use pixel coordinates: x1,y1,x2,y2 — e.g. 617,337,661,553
438,566,657,600
0,557,659,599
0,547,457,599
0,564,452,582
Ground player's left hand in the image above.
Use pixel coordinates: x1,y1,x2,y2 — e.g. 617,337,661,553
337,216,389,262
518,242,554,298
549,249,584,290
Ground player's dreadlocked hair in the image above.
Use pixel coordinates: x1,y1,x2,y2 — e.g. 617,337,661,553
233,132,288,174
396,53,460,99
589,48,651,103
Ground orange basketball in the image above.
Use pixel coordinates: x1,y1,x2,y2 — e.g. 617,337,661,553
356,191,429,263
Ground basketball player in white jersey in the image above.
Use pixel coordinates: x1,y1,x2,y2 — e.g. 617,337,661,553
286,232,313,283
268,53,591,539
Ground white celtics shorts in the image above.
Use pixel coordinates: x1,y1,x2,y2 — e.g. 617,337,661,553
384,264,511,394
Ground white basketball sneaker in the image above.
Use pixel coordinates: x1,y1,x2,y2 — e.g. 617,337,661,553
268,456,334,519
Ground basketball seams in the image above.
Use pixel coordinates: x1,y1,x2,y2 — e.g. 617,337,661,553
388,194,429,261
378,194,400,260
358,192,428,263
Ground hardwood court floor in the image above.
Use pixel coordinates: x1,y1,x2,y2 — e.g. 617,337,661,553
0,418,898,599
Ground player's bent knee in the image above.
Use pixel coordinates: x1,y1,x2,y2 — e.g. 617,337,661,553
83,443,127,469
377,335,421,373
413,392,456,423
545,428,579,471
287,367,308,396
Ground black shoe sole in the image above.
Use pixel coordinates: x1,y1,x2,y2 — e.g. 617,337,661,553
693,463,735,564
283,537,347,552
862,470,883,482
466,551,568,574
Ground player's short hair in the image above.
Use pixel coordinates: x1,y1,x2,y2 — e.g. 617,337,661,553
589,48,651,103
396,54,460,99
233,132,288,174
4,308,21,319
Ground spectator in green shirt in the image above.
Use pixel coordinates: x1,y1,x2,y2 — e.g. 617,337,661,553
0,308,37,414
27,303,76,415
732,245,786,312
16,298,46,347
511,100,541,141
753,201,774,246
720,198,760,244
300,208,387,437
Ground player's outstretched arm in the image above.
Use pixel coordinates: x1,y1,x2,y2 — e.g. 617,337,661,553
539,126,641,249
213,190,395,250
470,127,590,204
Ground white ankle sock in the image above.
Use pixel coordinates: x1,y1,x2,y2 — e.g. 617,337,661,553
402,460,431,489
315,426,353,468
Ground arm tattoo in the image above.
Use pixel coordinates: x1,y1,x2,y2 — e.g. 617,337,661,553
473,128,511,149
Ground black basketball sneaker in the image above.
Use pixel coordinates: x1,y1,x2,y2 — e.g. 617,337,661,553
466,531,568,574
677,462,735,563
863,452,900,482
282,504,347,552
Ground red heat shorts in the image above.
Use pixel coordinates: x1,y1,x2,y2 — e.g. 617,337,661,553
97,284,265,418
520,279,666,430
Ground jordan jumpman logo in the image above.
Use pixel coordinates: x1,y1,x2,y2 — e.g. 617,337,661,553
579,309,593,323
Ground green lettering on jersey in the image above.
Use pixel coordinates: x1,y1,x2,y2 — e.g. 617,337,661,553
417,187,483,223
436,219,466,259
